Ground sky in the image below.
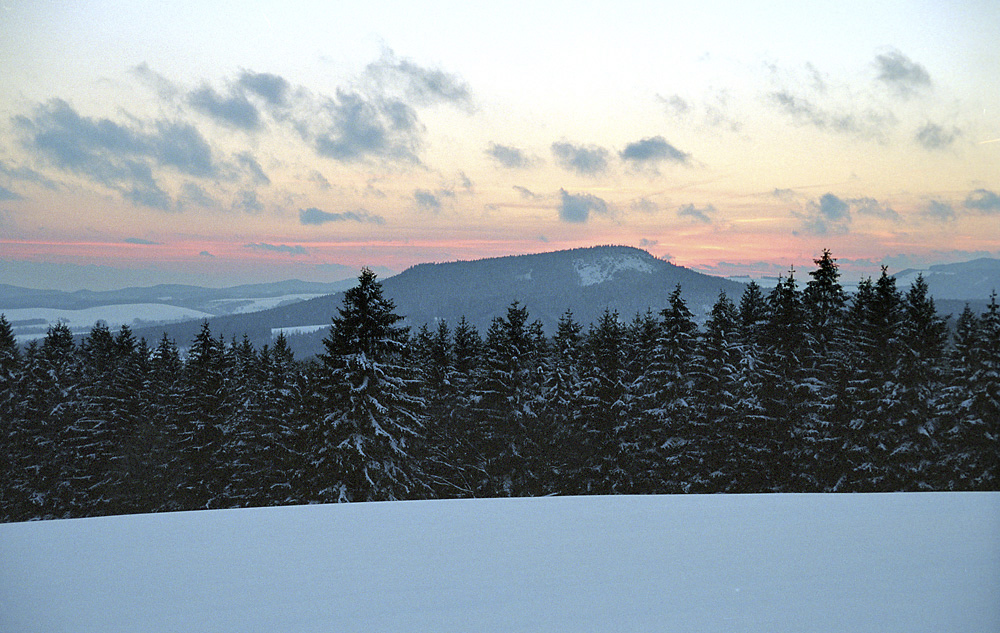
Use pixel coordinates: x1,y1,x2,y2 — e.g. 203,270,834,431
1,0,998,290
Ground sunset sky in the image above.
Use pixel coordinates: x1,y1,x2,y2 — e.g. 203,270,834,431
1,1,998,290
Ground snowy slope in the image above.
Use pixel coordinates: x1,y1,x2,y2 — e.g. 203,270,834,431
2,493,998,633
573,251,654,286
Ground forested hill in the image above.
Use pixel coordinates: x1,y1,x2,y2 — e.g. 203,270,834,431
132,245,746,356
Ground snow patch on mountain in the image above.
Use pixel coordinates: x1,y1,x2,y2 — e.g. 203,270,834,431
573,252,654,286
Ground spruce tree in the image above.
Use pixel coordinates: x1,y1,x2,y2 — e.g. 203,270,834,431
693,290,743,491
580,309,629,493
172,322,231,509
892,274,949,489
798,251,848,490
541,310,587,494
943,293,1000,489
633,284,699,493
467,302,544,496
309,268,426,502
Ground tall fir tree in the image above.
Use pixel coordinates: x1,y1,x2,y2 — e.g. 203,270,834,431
541,310,587,494
798,251,848,490
692,290,744,491
632,284,699,493
467,302,545,496
580,309,629,493
309,268,426,502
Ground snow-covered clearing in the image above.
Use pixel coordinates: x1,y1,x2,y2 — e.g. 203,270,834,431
207,293,325,314
574,253,653,286
2,493,997,633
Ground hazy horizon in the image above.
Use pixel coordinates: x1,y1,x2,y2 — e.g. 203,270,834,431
1,244,998,293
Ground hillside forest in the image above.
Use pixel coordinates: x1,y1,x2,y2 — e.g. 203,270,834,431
1,250,998,522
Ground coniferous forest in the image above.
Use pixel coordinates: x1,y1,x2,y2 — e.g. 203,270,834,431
2,251,998,522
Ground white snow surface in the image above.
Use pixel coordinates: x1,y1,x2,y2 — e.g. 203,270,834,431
207,293,326,314
574,253,653,286
4,304,213,339
1,493,998,633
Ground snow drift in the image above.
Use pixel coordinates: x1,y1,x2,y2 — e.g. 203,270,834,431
1,493,998,633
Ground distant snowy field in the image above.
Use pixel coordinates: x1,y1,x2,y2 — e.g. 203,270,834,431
2,493,998,633
206,293,325,314
3,304,213,340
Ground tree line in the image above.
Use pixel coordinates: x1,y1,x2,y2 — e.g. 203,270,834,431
2,250,998,521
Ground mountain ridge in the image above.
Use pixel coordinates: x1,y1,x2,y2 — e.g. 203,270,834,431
128,245,747,357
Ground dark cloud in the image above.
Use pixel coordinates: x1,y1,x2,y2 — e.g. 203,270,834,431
414,189,441,211
366,51,472,109
236,152,270,185
875,50,931,97
772,188,797,200
0,185,23,201
14,99,220,209
150,58,466,168
188,85,262,131
923,199,956,222
639,238,659,247
244,242,308,255
17,99,144,171
619,136,689,168
123,237,161,245
817,193,851,222
851,196,899,221
151,120,216,177
558,189,609,223
964,189,1000,214
486,142,533,169
232,189,264,214
314,90,421,164
237,70,291,107
794,193,852,235
458,171,473,192
551,141,610,176
199,250,215,257
120,161,172,211
770,91,896,140
677,203,717,224
916,122,960,150
130,62,180,101
179,182,218,208
513,185,539,199
299,207,385,225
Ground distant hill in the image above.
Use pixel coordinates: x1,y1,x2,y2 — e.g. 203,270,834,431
0,278,367,342
0,278,364,312
132,246,748,357
894,258,1000,302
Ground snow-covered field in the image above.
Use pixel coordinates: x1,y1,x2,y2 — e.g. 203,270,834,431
3,304,214,340
2,493,998,633
206,293,326,314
